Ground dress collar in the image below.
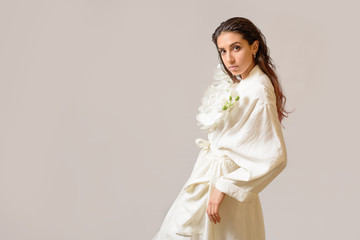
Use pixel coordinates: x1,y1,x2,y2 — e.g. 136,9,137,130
241,64,262,81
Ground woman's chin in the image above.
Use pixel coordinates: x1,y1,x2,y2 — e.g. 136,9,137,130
230,70,241,75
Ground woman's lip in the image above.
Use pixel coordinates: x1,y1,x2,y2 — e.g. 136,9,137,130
229,66,238,70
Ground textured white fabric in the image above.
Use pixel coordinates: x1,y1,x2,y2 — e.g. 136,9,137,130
152,64,287,240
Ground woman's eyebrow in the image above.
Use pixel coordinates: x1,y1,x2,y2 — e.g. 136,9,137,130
218,41,242,50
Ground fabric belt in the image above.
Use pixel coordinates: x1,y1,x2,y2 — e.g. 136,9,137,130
195,137,224,156
183,138,226,193
195,137,210,150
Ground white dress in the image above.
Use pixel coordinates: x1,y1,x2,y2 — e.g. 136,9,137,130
152,64,287,240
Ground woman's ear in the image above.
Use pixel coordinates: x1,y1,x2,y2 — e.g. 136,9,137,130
252,40,259,54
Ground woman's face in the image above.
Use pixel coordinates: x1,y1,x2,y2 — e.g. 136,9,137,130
217,31,258,79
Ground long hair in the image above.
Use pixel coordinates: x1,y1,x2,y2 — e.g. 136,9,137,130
212,17,290,124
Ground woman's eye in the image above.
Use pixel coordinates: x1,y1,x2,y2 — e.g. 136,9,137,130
220,50,226,55
234,45,240,51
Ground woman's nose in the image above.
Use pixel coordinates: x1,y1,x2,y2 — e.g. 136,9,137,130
226,53,235,64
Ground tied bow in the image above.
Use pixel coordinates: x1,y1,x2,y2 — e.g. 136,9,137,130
195,138,210,150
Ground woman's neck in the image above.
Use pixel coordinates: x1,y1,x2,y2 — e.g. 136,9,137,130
240,61,256,80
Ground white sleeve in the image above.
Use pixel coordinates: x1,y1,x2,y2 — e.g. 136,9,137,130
215,101,287,202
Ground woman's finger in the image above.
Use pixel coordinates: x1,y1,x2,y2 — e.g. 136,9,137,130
212,205,221,223
207,206,215,223
209,214,215,223
207,202,222,223
211,205,219,224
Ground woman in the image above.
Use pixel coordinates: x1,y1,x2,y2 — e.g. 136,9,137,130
153,17,289,240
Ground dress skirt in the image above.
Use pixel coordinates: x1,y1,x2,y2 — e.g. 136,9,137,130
152,138,266,240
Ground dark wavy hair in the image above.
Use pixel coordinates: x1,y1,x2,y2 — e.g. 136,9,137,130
212,17,290,124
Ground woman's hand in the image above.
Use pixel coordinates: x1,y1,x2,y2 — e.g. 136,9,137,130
207,187,226,224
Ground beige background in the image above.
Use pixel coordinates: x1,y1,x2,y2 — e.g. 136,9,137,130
1,0,359,239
